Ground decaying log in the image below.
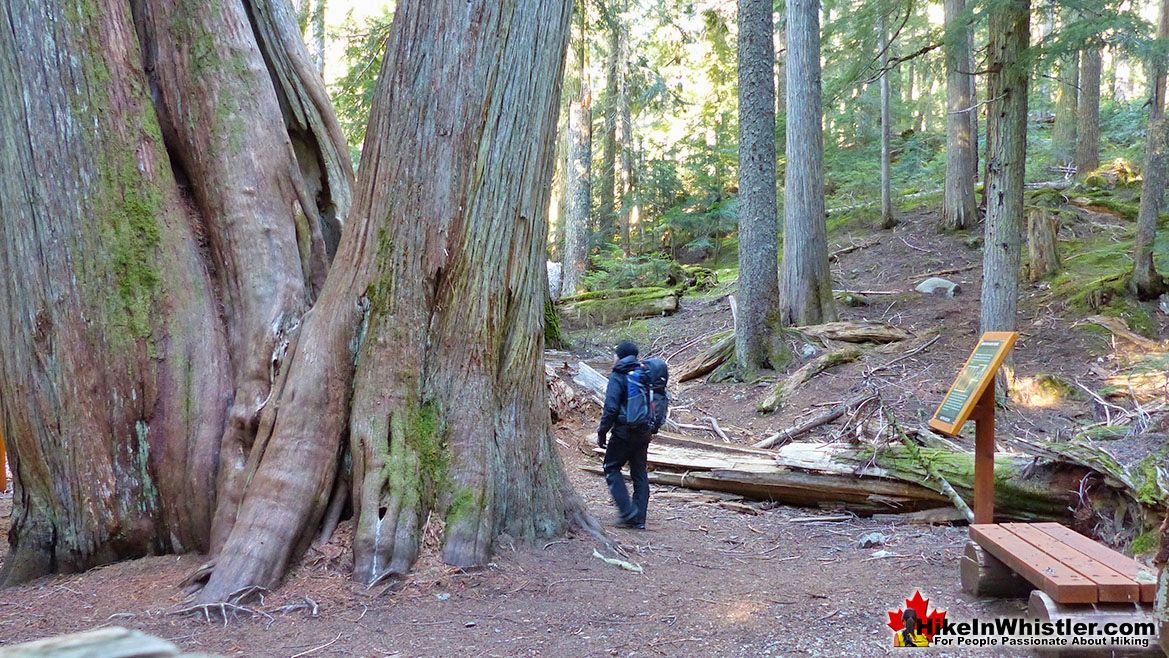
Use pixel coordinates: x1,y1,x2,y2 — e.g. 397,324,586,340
960,541,1032,598
753,393,877,448
558,287,679,328
1085,315,1167,352
756,347,864,414
546,364,580,422
677,331,734,382
798,321,910,345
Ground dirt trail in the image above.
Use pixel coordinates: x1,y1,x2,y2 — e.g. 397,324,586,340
0,208,1162,657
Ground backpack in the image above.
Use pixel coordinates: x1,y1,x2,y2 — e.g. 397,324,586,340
619,365,654,434
643,358,670,433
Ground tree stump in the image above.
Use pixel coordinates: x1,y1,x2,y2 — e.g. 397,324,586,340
959,541,1032,598
1027,207,1061,281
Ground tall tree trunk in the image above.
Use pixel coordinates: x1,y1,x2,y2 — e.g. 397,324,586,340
198,0,592,601
968,26,979,185
0,0,352,585
981,0,1030,334
1052,51,1080,164
598,4,621,245
562,2,593,297
878,12,896,230
943,0,977,230
735,0,783,376
1075,44,1102,177
781,0,835,326
1131,0,1169,299
776,23,786,119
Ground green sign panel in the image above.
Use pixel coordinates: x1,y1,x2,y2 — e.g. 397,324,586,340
935,340,1003,424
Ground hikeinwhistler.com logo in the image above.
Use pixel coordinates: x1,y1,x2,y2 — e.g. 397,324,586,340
887,590,1157,649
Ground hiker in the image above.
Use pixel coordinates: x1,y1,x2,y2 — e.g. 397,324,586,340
597,340,656,529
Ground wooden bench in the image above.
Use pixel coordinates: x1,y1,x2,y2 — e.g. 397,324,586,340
967,522,1156,604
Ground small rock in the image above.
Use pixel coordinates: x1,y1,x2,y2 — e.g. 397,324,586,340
871,549,894,559
465,621,477,627
915,277,961,297
436,592,451,601
858,532,887,548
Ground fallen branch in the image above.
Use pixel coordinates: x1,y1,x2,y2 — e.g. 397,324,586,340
829,237,880,262
880,402,974,523
754,393,877,448
757,347,864,414
911,265,977,280
592,548,644,573
866,334,941,375
706,416,730,442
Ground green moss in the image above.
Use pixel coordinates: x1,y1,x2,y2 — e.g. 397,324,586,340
1132,456,1167,506
445,486,479,527
1074,425,1130,441
560,286,672,303
1130,529,1159,556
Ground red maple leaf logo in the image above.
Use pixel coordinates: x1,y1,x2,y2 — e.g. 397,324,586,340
887,590,947,642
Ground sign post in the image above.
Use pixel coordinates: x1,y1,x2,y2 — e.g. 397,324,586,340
928,332,1018,524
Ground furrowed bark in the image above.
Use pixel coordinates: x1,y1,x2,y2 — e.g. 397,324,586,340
878,12,895,230
781,0,836,327
981,0,1030,334
1075,44,1102,177
131,0,353,550
0,0,230,583
735,0,784,375
562,1,592,297
199,0,584,598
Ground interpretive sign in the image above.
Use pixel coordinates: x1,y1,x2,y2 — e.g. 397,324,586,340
928,332,1018,436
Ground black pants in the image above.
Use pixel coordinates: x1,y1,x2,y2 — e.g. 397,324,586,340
602,431,650,524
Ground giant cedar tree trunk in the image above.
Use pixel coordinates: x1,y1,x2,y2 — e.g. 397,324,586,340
943,0,977,231
562,3,593,297
781,0,836,326
0,0,352,585
1131,0,1169,299
598,4,621,244
197,0,589,600
735,0,783,376
1075,44,1102,177
981,0,1030,333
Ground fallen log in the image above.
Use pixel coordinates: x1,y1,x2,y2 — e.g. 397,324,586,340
677,331,734,382
756,347,864,414
586,432,1085,519
798,320,910,344
0,627,212,658
559,287,679,328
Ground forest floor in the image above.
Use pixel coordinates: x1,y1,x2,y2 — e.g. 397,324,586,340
1,205,1167,657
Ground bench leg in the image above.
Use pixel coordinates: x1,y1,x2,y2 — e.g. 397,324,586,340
960,541,1031,599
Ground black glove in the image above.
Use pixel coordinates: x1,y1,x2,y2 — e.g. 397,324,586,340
597,431,607,448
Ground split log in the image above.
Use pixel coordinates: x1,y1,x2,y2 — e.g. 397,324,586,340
754,393,877,448
960,541,1032,598
797,321,910,345
677,331,734,382
546,365,580,422
757,347,864,414
558,287,679,328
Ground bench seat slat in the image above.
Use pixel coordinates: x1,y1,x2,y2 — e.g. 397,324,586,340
970,524,1098,604
1002,523,1139,603
1031,522,1156,603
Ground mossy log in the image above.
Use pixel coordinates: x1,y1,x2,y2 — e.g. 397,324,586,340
677,331,734,382
587,433,1083,519
559,287,679,328
757,346,864,413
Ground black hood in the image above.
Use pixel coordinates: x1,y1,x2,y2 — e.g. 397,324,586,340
613,354,640,374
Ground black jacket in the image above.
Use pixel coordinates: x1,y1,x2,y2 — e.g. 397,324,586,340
598,355,640,438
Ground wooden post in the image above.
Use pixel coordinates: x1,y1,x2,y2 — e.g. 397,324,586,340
972,377,996,523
